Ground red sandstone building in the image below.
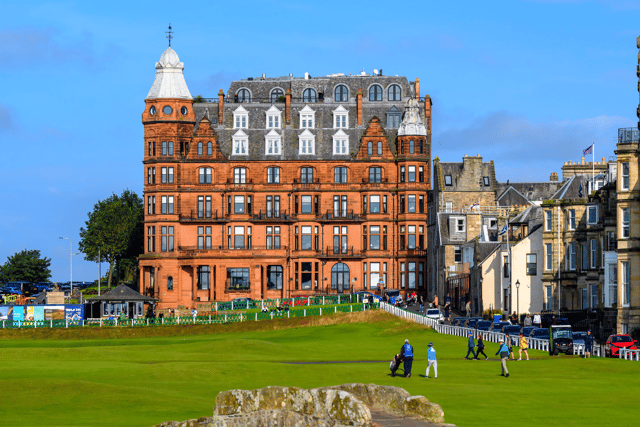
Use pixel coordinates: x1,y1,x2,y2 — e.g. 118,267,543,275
139,47,432,308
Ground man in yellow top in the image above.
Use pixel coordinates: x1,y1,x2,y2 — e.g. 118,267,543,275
518,332,529,360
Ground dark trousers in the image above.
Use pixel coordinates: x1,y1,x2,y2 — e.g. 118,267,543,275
477,348,488,358
466,347,477,359
403,357,413,376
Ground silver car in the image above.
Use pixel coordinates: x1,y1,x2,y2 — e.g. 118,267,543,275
425,308,444,323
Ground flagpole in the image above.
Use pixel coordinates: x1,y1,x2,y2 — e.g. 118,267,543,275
592,143,595,192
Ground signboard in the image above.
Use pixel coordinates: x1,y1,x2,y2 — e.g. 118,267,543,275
47,292,65,304
0,304,85,321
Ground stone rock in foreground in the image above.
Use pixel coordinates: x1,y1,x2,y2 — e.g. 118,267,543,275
153,383,447,427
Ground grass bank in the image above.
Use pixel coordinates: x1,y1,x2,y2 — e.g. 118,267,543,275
0,310,637,427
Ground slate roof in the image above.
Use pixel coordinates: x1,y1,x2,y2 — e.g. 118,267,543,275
437,160,496,192
88,284,156,302
496,182,562,205
549,175,590,200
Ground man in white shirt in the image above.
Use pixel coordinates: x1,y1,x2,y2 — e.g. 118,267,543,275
533,312,542,328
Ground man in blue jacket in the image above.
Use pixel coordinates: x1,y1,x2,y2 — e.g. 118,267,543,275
465,332,477,359
400,339,414,378
495,339,510,377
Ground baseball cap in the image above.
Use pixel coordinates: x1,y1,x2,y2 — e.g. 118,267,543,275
428,342,433,346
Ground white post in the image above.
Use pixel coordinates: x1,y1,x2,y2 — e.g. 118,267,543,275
320,308,322,316
255,313,258,321
304,309,306,317
209,315,212,323
351,305,353,313
147,318,149,326
287,311,290,319
335,306,337,313
65,319,68,328
225,314,228,323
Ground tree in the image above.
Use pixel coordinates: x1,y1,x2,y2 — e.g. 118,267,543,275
0,249,52,284
78,189,144,289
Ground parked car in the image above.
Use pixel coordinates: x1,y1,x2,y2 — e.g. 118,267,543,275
425,308,444,323
476,320,492,331
550,325,573,355
530,328,550,339
605,334,638,357
522,326,536,338
572,331,588,346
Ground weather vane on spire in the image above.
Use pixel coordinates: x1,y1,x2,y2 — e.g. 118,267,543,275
166,24,173,47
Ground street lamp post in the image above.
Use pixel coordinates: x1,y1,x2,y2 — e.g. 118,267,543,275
515,279,521,321
59,237,73,297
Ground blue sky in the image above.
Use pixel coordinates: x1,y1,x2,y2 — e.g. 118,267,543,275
1,0,638,282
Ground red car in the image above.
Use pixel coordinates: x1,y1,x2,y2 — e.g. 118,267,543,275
605,334,638,357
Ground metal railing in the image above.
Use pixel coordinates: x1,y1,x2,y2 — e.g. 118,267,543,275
618,127,639,144
378,302,619,358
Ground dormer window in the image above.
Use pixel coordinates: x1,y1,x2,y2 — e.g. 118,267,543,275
334,84,348,102
232,129,248,155
270,88,284,103
388,84,402,101
386,106,401,128
333,105,349,129
332,130,349,155
265,129,282,155
444,175,452,186
302,88,317,103
266,105,281,129
233,105,248,129
369,84,383,101
300,105,315,129
236,88,251,103
298,129,315,155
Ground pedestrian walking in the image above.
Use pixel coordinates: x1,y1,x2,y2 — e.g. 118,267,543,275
533,312,542,328
505,333,514,359
524,314,532,327
476,334,488,360
496,339,510,377
192,308,197,322
444,303,450,322
419,295,424,313
518,332,529,360
400,339,414,378
585,330,593,358
426,342,437,379
465,300,471,318
433,294,439,308
465,332,477,359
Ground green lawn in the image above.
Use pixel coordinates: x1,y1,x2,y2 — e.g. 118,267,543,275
0,310,637,427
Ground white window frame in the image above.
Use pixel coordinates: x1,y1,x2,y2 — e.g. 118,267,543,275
332,129,349,155
299,105,315,129
545,243,552,271
298,129,315,155
266,105,281,129
568,242,577,271
621,162,629,191
233,105,248,129
333,105,349,129
545,211,552,231
445,201,453,213
622,261,630,307
454,217,466,233
264,129,281,155
622,207,630,238
567,209,576,231
232,129,248,156
587,205,598,225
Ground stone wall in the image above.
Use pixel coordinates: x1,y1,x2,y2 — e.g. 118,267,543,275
153,383,448,427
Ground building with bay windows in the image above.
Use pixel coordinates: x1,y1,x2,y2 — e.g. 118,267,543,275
139,46,431,308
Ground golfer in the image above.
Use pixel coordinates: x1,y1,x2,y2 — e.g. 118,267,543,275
585,330,593,358
426,342,437,379
400,339,414,378
496,339,510,377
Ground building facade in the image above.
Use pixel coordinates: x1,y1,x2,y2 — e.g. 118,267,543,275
138,47,431,308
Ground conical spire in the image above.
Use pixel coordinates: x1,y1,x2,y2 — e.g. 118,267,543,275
146,47,192,100
398,98,427,136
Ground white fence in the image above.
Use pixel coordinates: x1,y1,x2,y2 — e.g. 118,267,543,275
619,348,640,360
380,302,615,358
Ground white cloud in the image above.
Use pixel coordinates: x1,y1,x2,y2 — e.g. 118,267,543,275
434,111,635,181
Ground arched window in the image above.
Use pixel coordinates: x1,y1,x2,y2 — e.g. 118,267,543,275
409,140,415,154
197,142,203,156
303,88,317,103
369,85,382,101
331,263,350,292
207,142,213,156
388,84,402,101
367,141,373,156
335,85,348,102
236,88,251,103
377,141,383,155
270,88,284,103
167,276,173,291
